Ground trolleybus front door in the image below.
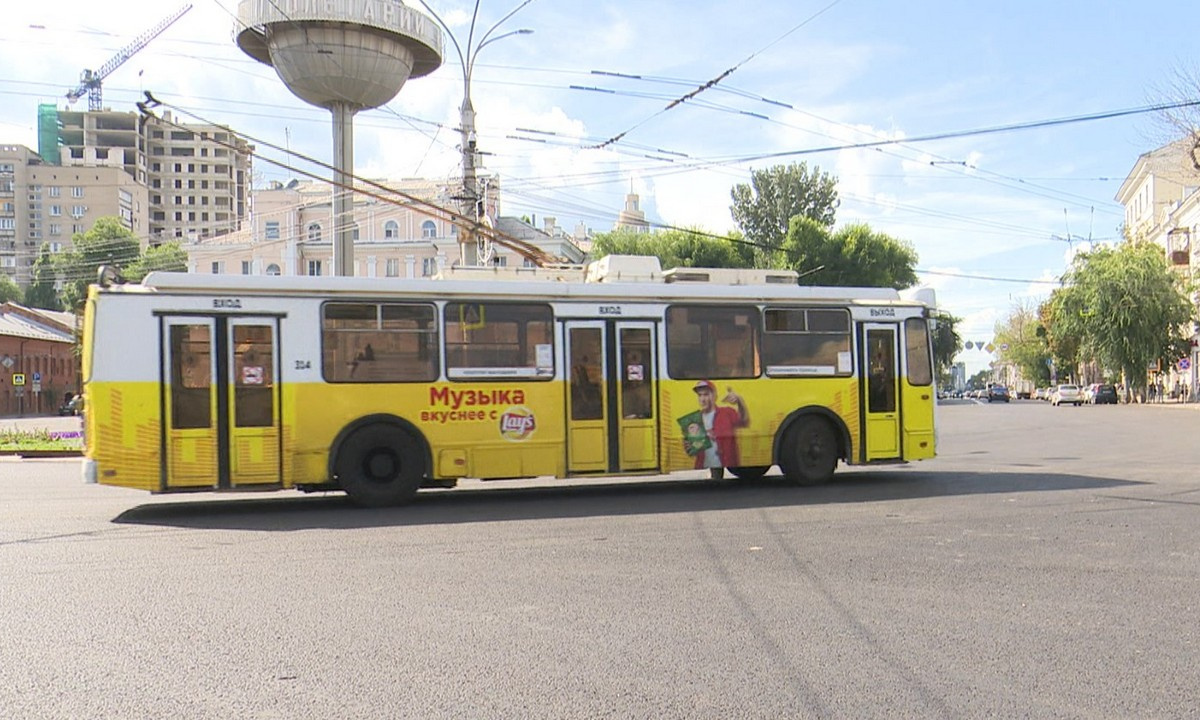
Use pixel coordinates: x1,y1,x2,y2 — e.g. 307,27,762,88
162,316,281,490
862,323,902,461
565,320,658,474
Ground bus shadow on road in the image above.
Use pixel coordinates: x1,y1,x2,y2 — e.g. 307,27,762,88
111,468,1145,531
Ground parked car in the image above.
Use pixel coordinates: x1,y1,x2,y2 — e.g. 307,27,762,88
987,385,1011,402
1091,384,1118,404
1051,384,1083,406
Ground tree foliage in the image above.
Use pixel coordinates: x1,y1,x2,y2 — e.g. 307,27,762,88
0,273,21,304
589,227,752,269
56,217,141,310
1046,242,1195,392
126,241,189,282
994,301,1052,386
776,218,919,288
23,244,62,311
730,162,839,263
931,313,963,383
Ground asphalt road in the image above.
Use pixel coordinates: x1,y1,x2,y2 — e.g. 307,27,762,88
1,400,1198,719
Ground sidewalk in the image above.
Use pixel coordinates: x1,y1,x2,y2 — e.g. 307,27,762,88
0,415,83,433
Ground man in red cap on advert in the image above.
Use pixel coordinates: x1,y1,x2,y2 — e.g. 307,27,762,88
678,380,749,479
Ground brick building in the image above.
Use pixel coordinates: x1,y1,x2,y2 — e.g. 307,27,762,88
0,302,78,416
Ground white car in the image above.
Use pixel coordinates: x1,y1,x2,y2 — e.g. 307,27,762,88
1051,384,1083,406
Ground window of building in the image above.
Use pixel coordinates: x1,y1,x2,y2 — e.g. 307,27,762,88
70,206,85,218
421,220,437,238
71,187,84,198
761,307,852,377
265,221,280,240
444,302,553,380
307,222,322,242
384,220,399,239
322,303,439,383
666,305,760,379
49,205,61,217
48,186,60,197
904,318,933,386
49,224,61,236
385,258,400,277
265,263,281,276
211,261,223,274
242,260,252,275
308,260,322,276
421,257,437,277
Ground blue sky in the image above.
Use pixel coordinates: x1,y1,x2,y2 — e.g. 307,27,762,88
1,0,1196,375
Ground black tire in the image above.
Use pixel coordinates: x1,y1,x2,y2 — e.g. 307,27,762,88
780,417,839,486
334,423,425,507
728,465,770,481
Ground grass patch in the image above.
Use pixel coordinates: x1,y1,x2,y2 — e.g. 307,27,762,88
0,428,83,452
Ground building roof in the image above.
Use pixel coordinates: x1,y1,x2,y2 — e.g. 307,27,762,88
0,303,75,344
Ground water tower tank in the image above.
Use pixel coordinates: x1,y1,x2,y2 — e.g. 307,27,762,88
236,1,442,111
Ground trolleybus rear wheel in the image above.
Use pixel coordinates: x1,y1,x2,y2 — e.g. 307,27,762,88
781,417,838,486
335,424,424,507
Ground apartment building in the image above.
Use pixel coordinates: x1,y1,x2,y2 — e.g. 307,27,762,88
1115,138,1200,395
144,111,252,243
1,143,149,285
38,105,252,246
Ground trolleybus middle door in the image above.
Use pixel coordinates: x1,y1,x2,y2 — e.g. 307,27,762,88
565,320,659,474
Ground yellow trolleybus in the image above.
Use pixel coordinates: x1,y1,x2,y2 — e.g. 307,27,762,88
81,256,938,506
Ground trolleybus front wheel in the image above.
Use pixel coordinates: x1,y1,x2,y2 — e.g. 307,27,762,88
335,424,424,507
781,417,838,485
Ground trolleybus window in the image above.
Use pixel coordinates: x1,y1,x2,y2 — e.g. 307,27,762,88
904,317,933,386
762,307,852,376
666,305,759,379
444,302,554,380
322,302,438,382
170,324,212,429
233,324,275,426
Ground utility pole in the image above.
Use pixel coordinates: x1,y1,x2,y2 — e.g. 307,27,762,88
417,0,534,266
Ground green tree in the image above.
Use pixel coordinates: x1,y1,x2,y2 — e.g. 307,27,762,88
0,273,21,304
57,217,140,310
931,312,963,384
994,301,1053,386
730,162,839,264
589,227,752,269
23,244,62,311
126,241,188,282
777,218,919,288
1049,242,1195,394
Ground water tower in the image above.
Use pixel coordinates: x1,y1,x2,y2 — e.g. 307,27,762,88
236,0,443,276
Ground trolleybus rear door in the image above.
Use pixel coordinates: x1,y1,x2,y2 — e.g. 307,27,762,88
163,315,282,490
163,318,219,489
565,320,659,474
862,323,902,461
225,318,281,487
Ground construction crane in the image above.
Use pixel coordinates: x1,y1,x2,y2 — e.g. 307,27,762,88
66,4,193,111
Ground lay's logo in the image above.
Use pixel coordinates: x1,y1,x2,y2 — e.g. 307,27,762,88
499,406,536,441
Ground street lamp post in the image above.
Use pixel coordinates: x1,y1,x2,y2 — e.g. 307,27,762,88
417,0,534,266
